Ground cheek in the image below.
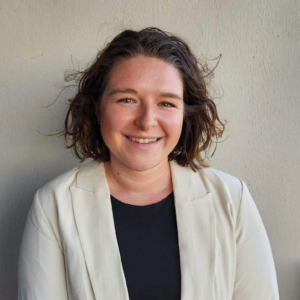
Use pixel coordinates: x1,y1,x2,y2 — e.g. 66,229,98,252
163,113,184,138
100,107,132,135
99,105,115,127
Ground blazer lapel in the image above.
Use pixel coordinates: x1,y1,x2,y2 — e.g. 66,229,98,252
71,160,216,300
71,161,130,300
170,160,216,300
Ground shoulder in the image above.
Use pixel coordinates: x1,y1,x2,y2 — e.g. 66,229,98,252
170,160,245,207
191,163,247,212
199,166,243,194
199,166,244,204
24,166,81,249
37,166,80,199
170,161,251,228
195,166,256,222
194,166,255,229
35,160,105,208
30,166,80,221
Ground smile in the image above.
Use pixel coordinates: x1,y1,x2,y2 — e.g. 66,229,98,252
126,136,159,144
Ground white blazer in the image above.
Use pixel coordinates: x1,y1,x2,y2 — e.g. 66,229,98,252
18,160,280,300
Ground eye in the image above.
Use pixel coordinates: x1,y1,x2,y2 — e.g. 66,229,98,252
118,98,134,103
160,102,175,107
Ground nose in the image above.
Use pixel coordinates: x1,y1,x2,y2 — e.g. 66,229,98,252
134,103,158,131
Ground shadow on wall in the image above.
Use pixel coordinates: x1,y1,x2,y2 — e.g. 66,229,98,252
0,157,79,299
0,62,81,299
294,260,300,299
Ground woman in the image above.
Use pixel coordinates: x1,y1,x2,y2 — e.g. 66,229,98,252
18,27,280,300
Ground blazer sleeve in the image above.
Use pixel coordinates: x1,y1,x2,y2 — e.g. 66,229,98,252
232,180,280,300
18,190,69,300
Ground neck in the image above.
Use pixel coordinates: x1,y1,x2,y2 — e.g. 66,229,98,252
104,157,173,205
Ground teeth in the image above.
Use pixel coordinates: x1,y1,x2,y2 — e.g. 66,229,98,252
128,137,158,143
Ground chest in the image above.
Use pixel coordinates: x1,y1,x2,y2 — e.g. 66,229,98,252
56,187,237,300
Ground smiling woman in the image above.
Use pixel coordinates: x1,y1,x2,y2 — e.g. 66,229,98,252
18,27,280,300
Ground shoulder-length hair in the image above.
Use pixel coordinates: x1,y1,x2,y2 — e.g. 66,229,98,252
62,27,226,171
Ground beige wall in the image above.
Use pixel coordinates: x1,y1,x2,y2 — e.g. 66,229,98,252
1,0,299,298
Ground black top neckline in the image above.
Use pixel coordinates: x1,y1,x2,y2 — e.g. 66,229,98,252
110,192,174,208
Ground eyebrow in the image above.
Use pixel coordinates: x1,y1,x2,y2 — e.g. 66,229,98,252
108,88,182,100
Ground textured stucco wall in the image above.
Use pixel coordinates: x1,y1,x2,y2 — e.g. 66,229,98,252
0,0,299,299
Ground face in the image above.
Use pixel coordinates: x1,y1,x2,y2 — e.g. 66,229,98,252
98,55,184,172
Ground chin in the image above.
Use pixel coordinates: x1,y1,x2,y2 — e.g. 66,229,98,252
125,159,163,172
128,164,156,172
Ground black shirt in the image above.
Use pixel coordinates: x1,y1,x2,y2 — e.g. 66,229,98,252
111,193,181,300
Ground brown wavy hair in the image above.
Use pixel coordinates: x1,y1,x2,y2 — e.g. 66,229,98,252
61,27,226,171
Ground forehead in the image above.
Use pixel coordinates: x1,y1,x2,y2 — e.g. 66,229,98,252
104,55,183,94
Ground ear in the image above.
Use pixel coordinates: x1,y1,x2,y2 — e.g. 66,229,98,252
95,104,100,119
94,104,101,125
